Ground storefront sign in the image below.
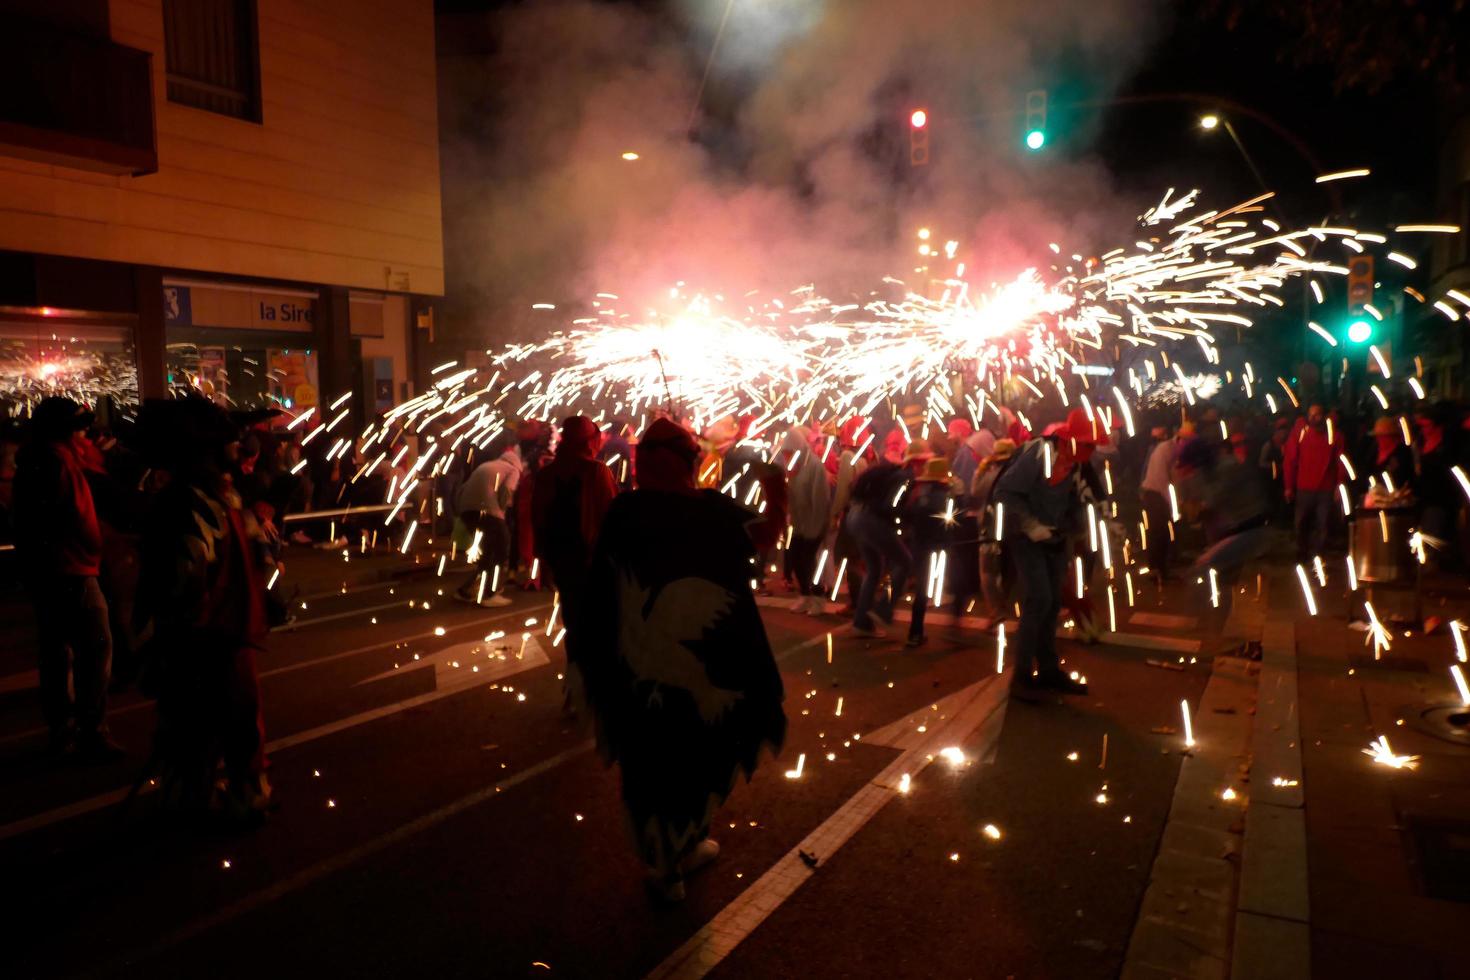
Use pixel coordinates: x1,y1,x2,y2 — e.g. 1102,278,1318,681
163,281,317,333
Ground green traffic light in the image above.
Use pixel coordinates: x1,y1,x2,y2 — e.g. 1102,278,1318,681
1347,319,1372,344
1025,129,1046,150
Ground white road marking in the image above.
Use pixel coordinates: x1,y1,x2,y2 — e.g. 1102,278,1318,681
99,739,596,973
0,668,39,694
0,605,550,748
1129,611,1199,630
269,637,550,753
352,635,546,691
262,602,551,680
0,635,555,841
647,671,1011,980
271,598,443,632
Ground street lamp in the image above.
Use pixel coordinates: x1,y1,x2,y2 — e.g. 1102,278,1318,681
1197,112,1271,200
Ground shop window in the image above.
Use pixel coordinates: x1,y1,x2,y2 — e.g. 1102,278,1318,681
166,341,318,415
0,318,138,422
162,0,261,122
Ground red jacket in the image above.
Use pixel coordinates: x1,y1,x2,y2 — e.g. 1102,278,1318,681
14,440,102,576
1283,423,1343,494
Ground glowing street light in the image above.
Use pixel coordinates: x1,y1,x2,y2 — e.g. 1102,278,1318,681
1200,113,1220,131
621,151,640,161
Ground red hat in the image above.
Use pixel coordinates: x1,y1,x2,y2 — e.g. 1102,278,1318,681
1064,408,1108,447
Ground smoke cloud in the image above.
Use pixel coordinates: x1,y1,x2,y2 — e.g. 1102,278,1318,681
438,0,1164,345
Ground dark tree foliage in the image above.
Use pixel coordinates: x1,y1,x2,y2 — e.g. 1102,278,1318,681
1203,0,1469,94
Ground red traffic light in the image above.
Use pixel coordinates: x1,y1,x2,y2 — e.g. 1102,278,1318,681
910,109,927,129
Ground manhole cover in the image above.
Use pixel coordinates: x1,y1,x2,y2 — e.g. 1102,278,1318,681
1401,702,1470,747
1406,816,1470,902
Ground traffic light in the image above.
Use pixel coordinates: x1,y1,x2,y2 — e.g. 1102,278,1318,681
1024,90,1047,151
1347,255,1373,311
909,109,929,166
1346,254,1374,344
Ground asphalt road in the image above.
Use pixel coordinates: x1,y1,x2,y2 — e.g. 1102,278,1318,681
0,565,1213,980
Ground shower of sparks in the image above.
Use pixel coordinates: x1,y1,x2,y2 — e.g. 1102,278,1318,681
140,185,1453,659
1363,735,1419,770
340,190,1401,461
1295,564,1319,617
1363,602,1392,659
1451,665,1470,707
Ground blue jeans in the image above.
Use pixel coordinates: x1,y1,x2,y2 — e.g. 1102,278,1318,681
1192,526,1268,631
32,574,113,736
1010,538,1067,685
847,505,911,630
1293,489,1331,561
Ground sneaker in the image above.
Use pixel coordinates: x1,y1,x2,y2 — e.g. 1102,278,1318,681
221,773,274,826
791,596,810,613
805,597,826,616
905,634,927,648
74,731,126,764
289,531,313,546
679,838,720,876
852,622,887,639
1041,676,1089,696
480,594,513,607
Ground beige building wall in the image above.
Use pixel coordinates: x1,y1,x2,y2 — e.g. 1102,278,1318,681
0,0,444,296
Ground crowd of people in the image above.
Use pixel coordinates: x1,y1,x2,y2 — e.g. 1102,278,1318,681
3,385,1468,900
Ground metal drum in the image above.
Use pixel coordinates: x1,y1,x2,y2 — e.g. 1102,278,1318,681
1352,508,1417,584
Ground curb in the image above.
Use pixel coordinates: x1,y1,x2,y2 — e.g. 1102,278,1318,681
1230,612,1310,980
1122,593,1261,980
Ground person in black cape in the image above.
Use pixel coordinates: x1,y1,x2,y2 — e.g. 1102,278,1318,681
571,418,787,902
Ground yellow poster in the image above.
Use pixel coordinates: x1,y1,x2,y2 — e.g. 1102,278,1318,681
268,349,319,409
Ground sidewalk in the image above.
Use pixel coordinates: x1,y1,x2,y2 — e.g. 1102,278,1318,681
1292,573,1470,978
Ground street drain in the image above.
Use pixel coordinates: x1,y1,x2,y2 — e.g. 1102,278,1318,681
1401,703,1470,747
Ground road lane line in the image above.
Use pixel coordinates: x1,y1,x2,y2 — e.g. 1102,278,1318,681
647,671,1010,980
92,739,597,977
267,638,550,752
0,605,551,748
0,668,39,694
0,634,557,842
260,602,552,679
272,597,466,632
0,627,836,846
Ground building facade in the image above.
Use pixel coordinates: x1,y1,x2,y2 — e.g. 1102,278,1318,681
0,0,444,423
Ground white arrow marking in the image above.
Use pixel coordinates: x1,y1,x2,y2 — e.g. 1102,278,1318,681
353,633,550,693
